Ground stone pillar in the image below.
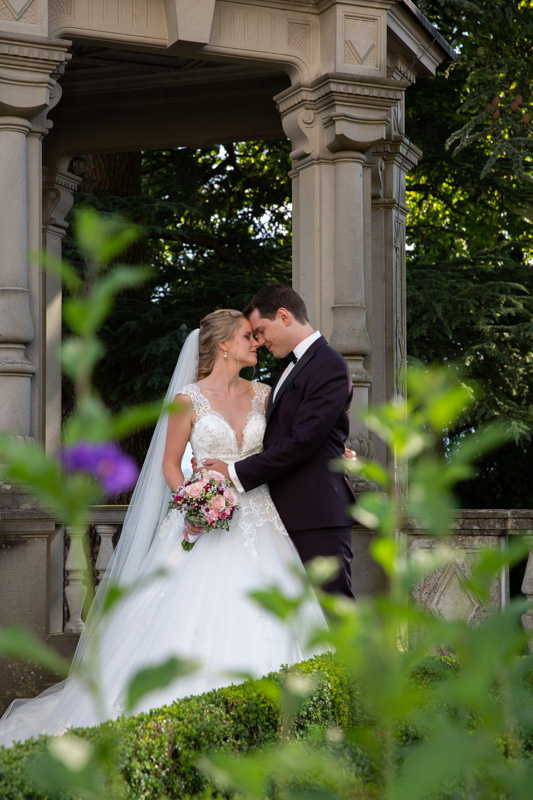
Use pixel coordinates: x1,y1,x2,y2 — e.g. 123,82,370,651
0,115,35,438
42,166,81,453
276,74,405,458
0,34,70,443
369,58,421,473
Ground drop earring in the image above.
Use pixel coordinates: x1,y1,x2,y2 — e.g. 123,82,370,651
224,350,228,360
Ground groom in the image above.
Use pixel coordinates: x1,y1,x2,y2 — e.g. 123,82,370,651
204,284,355,597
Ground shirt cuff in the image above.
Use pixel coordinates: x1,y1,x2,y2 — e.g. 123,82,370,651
228,462,245,494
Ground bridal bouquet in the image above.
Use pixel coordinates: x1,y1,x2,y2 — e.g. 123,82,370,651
170,469,238,550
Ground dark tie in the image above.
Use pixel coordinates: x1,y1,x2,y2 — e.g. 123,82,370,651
288,351,298,364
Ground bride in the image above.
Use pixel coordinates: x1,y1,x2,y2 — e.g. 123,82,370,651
0,309,326,747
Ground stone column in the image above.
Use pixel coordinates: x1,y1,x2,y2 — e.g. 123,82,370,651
276,74,405,458
0,34,70,442
0,115,35,438
369,58,421,474
42,166,81,453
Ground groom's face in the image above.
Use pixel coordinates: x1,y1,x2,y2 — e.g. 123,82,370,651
248,309,291,359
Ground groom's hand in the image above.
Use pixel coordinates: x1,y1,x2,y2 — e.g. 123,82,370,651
202,458,230,480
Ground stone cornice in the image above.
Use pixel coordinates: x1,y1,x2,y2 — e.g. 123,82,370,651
275,72,407,114
0,33,71,65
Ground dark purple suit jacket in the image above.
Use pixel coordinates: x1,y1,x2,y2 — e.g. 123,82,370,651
234,336,355,532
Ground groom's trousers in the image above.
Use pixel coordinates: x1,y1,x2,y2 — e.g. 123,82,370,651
288,526,354,598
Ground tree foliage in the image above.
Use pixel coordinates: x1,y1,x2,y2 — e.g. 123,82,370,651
64,1,533,506
65,143,292,467
406,0,533,507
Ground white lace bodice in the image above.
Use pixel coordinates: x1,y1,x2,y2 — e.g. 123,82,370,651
178,382,270,465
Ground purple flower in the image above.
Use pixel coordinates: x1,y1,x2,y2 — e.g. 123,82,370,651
61,441,139,496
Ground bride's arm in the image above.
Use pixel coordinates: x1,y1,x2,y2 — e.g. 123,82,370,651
162,393,195,490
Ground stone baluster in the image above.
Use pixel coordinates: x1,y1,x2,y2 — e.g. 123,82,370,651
94,525,117,585
64,526,90,634
521,544,533,653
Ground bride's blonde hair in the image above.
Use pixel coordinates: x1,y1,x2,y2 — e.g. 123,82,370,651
197,309,244,380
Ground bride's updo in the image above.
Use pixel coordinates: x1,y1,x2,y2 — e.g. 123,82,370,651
197,309,244,380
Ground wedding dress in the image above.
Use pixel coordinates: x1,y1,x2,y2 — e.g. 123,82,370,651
0,380,326,747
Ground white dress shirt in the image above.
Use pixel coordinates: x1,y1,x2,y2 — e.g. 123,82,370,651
229,330,321,493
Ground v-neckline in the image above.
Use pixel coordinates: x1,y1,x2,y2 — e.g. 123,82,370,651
193,383,258,452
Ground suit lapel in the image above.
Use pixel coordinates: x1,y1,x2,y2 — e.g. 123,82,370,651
266,337,325,423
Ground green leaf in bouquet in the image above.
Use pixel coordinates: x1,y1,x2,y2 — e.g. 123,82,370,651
125,655,199,713
74,207,144,266
0,625,70,677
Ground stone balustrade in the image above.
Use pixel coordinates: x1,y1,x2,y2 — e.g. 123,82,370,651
62,509,533,644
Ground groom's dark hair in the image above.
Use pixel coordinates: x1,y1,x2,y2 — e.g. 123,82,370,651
243,284,309,325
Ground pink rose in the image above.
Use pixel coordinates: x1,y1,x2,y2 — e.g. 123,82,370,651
223,489,237,507
185,481,204,498
203,509,219,526
206,470,225,481
210,495,226,512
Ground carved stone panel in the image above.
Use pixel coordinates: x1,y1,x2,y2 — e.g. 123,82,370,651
409,534,503,623
344,16,378,68
337,7,386,78
0,0,44,34
48,0,167,45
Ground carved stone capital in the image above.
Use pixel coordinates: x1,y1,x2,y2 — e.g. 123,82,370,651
0,33,70,118
42,166,81,233
276,75,405,162
347,436,373,462
324,110,387,153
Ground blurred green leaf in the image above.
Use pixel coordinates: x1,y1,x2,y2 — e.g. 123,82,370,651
111,400,179,440
62,394,113,445
0,435,98,526
351,492,397,536
370,537,399,575
74,208,143,266
249,586,304,621
125,655,198,713
61,337,105,383
32,250,83,292
0,625,70,677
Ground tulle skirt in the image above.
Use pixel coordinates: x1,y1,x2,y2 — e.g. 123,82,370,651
0,486,326,747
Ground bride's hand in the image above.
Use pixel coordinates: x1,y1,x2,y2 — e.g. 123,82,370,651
184,521,204,542
344,447,357,461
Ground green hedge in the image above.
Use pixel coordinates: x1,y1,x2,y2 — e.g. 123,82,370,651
0,651,359,800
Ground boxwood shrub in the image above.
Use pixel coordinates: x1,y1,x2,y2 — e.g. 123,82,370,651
0,651,359,800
